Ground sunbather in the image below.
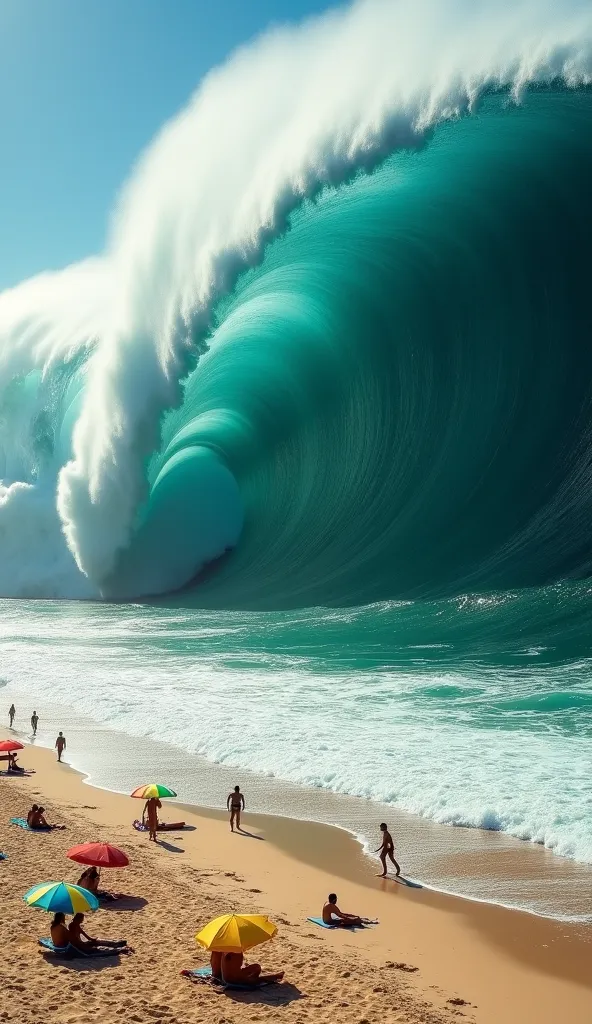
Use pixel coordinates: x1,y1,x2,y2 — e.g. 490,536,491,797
29,806,62,830
26,804,39,827
50,912,70,949
322,893,363,928
210,950,223,980
68,913,131,955
77,865,120,901
221,951,284,986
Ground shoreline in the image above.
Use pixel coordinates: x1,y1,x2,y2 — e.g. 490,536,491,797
2,684,591,925
1,735,591,1024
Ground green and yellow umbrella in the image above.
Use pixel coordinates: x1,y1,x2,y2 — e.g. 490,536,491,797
196,913,277,953
24,881,99,914
130,784,177,800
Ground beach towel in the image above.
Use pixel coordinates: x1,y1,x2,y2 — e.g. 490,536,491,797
181,966,275,990
38,938,73,957
10,817,51,831
132,819,186,832
307,916,378,930
0,769,35,777
0,853,7,860
38,938,122,959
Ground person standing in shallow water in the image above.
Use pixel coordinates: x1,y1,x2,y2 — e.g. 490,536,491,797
376,822,401,877
55,732,66,762
8,704,15,728
227,785,245,832
31,711,39,736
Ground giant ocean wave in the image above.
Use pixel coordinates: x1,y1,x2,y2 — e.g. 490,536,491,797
2,0,592,608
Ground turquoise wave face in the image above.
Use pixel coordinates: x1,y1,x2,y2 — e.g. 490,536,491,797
101,87,592,608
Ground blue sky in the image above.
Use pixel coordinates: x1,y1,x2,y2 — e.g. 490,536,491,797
0,0,327,290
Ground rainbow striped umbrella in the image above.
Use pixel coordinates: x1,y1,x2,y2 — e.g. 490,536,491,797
130,784,177,799
24,881,99,914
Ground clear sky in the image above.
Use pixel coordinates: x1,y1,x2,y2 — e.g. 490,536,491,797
0,0,327,291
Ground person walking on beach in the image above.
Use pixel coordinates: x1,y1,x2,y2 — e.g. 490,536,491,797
8,704,15,728
55,732,66,762
227,785,245,832
376,822,401,877
143,796,162,842
31,710,39,736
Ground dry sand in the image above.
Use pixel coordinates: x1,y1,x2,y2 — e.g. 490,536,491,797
0,738,590,1024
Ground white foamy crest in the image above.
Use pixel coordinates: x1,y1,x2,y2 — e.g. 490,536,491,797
1,0,592,591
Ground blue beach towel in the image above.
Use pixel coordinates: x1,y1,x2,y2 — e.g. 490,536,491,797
38,937,121,959
38,938,73,956
182,966,275,990
10,817,50,831
307,916,378,930
0,853,7,860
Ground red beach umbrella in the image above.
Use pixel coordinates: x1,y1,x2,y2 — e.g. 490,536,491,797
0,740,24,752
66,843,130,868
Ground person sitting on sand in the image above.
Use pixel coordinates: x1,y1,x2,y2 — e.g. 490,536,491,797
221,951,284,986
210,950,223,981
77,865,119,902
27,804,39,826
68,913,131,954
322,893,363,928
50,912,70,949
142,796,162,842
29,805,63,830
7,752,24,772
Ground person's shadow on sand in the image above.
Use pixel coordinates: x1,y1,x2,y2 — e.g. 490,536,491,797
223,982,303,1007
41,953,125,972
235,827,265,841
156,839,185,853
100,895,148,912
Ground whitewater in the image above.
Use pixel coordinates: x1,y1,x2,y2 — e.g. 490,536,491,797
1,0,592,915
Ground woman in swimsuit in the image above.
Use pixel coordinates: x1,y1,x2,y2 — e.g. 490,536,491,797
50,913,70,949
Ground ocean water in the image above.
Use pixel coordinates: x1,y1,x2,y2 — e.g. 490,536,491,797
1,0,592,919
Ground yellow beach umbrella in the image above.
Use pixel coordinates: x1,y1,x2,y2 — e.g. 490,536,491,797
196,913,277,953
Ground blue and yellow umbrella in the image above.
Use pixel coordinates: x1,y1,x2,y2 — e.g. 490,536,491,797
24,881,99,914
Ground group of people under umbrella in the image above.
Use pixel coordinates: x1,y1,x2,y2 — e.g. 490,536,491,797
20,781,283,986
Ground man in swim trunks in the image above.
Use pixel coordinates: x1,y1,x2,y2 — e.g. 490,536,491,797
8,704,15,727
68,913,130,954
376,822,401,877
227,785,245,832
322,893,363,928
55,732,66,762
31,711,39,736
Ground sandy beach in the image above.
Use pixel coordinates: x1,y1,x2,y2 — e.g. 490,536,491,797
0,736,590,1024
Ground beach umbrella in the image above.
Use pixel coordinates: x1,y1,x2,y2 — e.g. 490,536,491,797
196,914,277,954
130,784,177,799
0,740,24,752
24,882,99,914
66,843,129,868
